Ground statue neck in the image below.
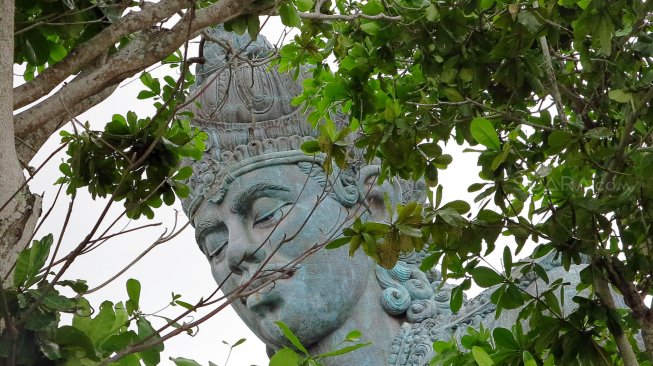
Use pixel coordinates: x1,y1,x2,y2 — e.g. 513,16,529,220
309,263,403,366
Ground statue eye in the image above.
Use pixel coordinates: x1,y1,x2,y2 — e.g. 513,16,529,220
205,232,228,260
253,203,290,228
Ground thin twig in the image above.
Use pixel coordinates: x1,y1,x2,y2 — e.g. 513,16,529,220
43,198,74,277
0,143,67,214
533,0,567,125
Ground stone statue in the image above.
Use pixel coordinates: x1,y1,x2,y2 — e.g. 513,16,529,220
180,28,585,365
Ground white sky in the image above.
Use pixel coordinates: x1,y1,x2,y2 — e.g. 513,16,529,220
20,16,487,366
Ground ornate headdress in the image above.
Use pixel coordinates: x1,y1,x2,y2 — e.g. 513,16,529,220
181,27,426,221
181,28,329,219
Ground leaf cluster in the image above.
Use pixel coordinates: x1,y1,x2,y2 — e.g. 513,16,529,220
1,236,167,365
57,71,206,219
15,0,116,80
282,0,653,363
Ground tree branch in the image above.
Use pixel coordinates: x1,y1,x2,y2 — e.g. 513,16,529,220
14,0,278,139
594,276,639,366
298,11,400,21
16,83,118,163
533,0,567,126
13,0,189,109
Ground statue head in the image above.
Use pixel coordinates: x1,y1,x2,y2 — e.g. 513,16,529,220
181,28,435,357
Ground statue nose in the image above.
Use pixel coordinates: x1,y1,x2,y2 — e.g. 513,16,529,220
226,233,266,275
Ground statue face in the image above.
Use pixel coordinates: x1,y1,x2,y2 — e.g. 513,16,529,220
193,163,373,349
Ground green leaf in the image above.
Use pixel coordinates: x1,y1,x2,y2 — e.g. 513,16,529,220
325,237,350,249
57,279,88,294
25,310,57,331
361,21,381,35
140,72,160,95
443,87,464,102
517,11,540,34
49,42,67,62
492,327,520,350
345,329,362,342
37,292,77,311
126,278,141,315
479,0,494,11
450,284,463,312
597,16,614,56
324,82,349,100
425,4,439,21
608,89,632,104
24,31,50,65
318,342,371,358
419,252,440,271
89,301,117,345
523,350,537,366
55,326,99,361
424,162,438,187
441,200,471,214
532,262,549,283
470,118,501,150
126,278,141,305
501,284,525,309
247,15,260,40
37,337,62,360
270,348,301,366
173,166,193,181
472,346,494,366
361,0,384,15
275,321,309,355
14,234,53,288
419,142,442,157
503,246,512,275
279,3,302,28
546,130,573,153
228,16,247,35
170,357,202,366
295,0,314,11
470,266,504,288
137,90,157,99
103,331,137,352
138,318,163,366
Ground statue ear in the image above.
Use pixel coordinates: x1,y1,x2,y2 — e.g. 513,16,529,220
357,166,402,222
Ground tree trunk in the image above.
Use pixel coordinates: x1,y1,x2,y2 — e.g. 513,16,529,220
594,277,639,366
640,311,653,363
0,0,40,280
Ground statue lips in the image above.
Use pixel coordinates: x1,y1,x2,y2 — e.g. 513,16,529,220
242,264,301,314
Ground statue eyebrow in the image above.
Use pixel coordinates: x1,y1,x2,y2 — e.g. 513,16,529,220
195,216,225,245
230,182,291,213
194,183,290,244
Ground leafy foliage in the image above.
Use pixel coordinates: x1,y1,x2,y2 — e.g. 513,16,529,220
268,321,370,366
15,0,116,80
56,69,206,219
286,0,653,364
1,235,166,365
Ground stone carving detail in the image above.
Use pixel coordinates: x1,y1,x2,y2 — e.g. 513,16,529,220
181,28,589,366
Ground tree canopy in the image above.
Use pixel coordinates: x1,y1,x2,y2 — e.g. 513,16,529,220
1,0,653,365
